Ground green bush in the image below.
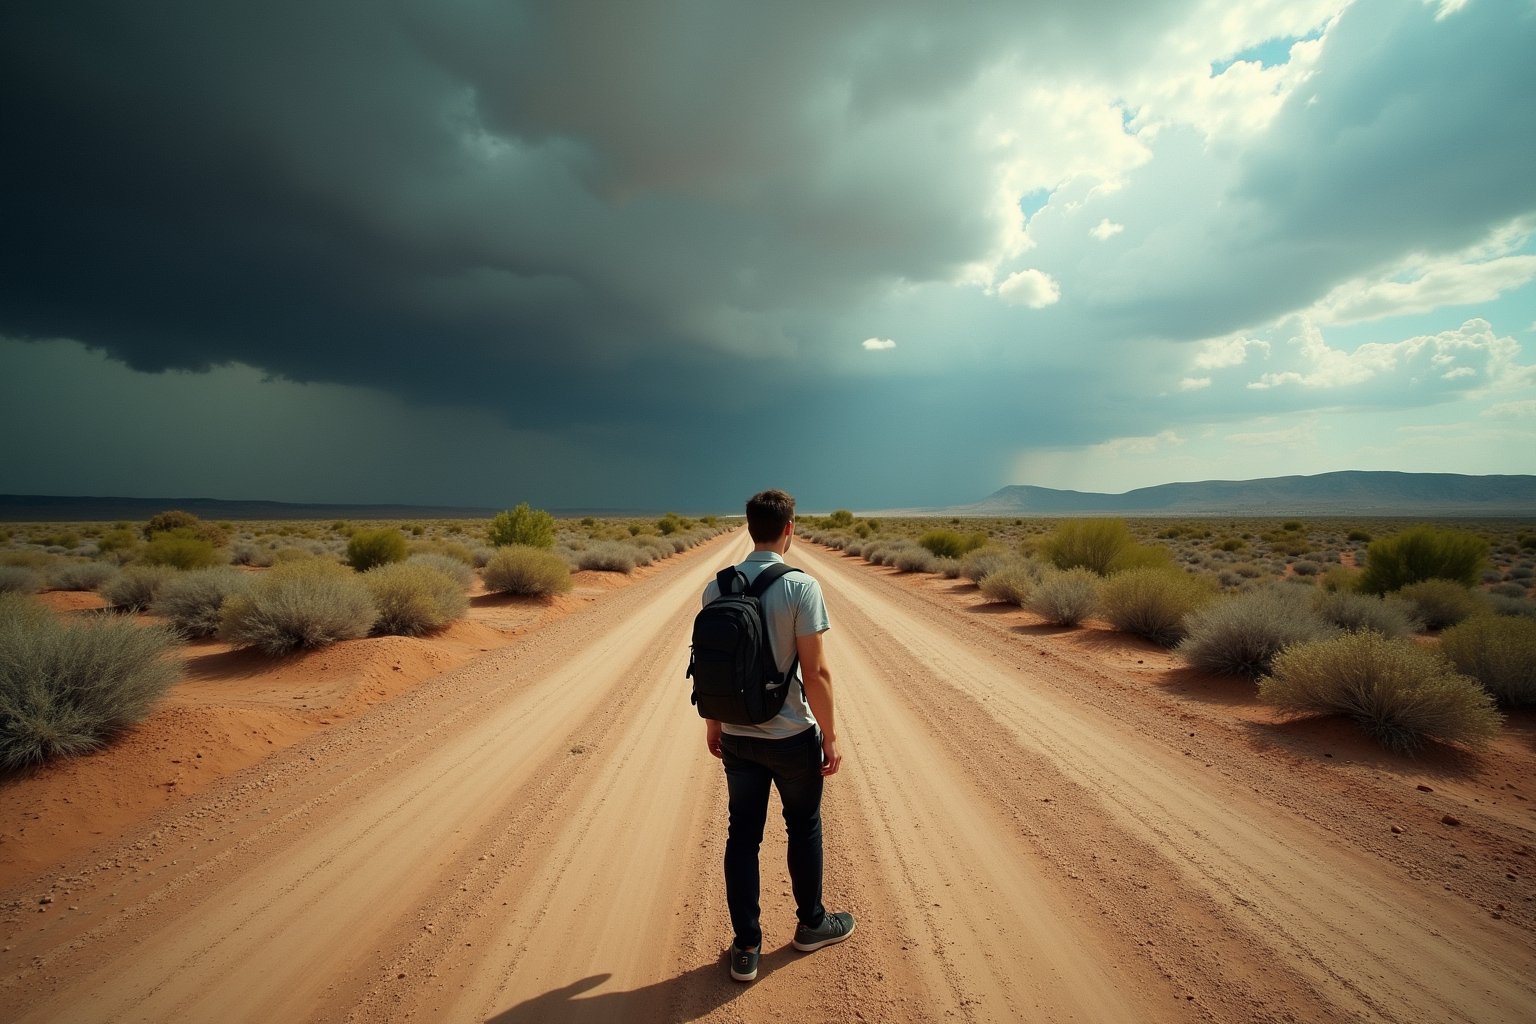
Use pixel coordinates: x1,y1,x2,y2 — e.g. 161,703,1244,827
1176,586,1335,678
827,509,854,528
482,545,572,596
1041,519,1135,575
1396,579,1482,631
488,503,556,549
143,509,229,546
0,566,42,595
1438,616,1536,706
141,531,222,570
345,528,409,571
0,593,181,768
1100,567,1214,647
46,560,118,592
152,567,254,638
101,565,179,610
94,528,141,560
918,529,988,560
1359,526,1488,594
1312,590,1416,638
1024,568,1099,626
220,560,378,654
363,562,468,637
1259,632,1502,754
1319,566,1360,593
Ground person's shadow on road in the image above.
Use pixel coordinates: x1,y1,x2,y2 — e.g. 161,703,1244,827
487,945,796,1023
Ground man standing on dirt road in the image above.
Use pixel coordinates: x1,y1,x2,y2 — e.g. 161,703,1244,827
702,489,855,983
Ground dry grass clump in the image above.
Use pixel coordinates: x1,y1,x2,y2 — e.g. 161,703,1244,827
1259,632,1501,754
1394,579,1482,630
0,593,181,768
152,567,254,638
1312,590,1416,637
47,560,119,592
572,541,640,574
1024,568,1099,626
960,546,1013,584
1100,567,1215,647
221,560,377,654
407,553,476,589
1438,616,1536,706
892,546,940,573
101,565,180,611
0,565,43,595
482,545,572,597
363,562,468,636
1177,585,1335,678
978,561,1041,605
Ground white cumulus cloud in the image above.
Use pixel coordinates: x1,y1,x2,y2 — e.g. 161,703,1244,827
997,268,1061,308
861,337,897,351
1091,219,1125,240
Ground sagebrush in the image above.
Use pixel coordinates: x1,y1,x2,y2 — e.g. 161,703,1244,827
1177,585,1334,678
1438,615,1536,706
364,562,468,636
221,560,377,654
482,545,572,596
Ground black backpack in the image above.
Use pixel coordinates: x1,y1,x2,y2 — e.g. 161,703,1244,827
687,563,800,725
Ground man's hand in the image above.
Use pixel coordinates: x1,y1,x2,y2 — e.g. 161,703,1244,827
819,734,841,776
706,719,723,759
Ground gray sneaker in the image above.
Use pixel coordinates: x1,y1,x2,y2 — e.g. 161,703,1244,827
792,911,855,952
730,944,760,982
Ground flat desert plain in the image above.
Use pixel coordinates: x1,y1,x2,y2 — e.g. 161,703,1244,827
1,528,1532,1023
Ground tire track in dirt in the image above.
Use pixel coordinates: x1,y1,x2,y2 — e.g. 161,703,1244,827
797,541,1536,1024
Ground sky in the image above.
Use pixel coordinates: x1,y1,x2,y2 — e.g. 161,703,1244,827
2,0,1534,513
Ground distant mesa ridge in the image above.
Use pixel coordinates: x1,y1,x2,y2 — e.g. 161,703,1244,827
949,471,1536,517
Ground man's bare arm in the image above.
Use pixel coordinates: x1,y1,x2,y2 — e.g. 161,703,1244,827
796,630,839,776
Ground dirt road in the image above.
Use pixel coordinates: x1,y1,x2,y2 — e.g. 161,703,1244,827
1,530,1532,1023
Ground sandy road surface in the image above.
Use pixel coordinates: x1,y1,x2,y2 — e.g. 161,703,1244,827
1,530,1532,1023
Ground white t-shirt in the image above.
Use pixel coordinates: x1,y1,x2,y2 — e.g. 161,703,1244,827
701,550,831,739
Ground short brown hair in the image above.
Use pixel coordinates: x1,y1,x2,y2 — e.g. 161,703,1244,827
745,489,795,543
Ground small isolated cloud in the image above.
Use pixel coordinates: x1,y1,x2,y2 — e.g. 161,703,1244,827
1179,376,1212,391
1095,429,1185,457
1192,334,1270,370
1090,219,1124,240
997,269,1061,308
1483,400,1536,419
861,337,897,351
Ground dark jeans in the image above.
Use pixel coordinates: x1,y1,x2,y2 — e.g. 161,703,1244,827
720,726,826,950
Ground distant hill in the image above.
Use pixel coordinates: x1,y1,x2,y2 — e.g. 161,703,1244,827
943,471,1536,517
0,495,648,522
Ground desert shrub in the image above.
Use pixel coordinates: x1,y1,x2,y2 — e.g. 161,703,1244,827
960,546,1013,583
0,566,42,595
918,529,988,560
1489,582,1528,599
229,541,275,567
573,541,640,574
935,557,963,579
94,528,141,561
363,562,468,637
1359,526,1488,594
1396,579,1482,631
0,592,181,768
482,545,572,597
220,560,377,654
140,531,222,570
1438,616,1536,706
1024,568,1099,627
0,550,54,569
46,560,118,592
1312,590,1416,638
842,541,864,557
1485,594,1536,619
1176,586,1335,678
979,562,1039,605
101,565,179,610
1319,566,1360,593
143,510,229,546
151,567,254,638
345,528,408,571
1100,567,1215,647
406,553,476,589
488,503,556,550
1040,519,1134,575
1259,632,1502,754
1291,560,1323,577
893,546,939,573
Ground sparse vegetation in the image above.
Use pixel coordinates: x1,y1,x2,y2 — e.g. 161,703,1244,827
46,560,118,592
0,566,42,595
918,529,988,560
406,553,476,589
101,565,179,611
1024,568,1099,627
482,545,572,597
1099,567,1214,647
140,532,222,570
1259,632,1501,754
0,592,181,768
221,560,378,654
1359,526,1488,594
345,527,409,571
1312,590,1416,638
1438,616,1536,707
978,561,1040,605
1395,579,1482,630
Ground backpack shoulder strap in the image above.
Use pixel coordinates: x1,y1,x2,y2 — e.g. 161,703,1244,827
715,566,748,595
745,562,799,598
